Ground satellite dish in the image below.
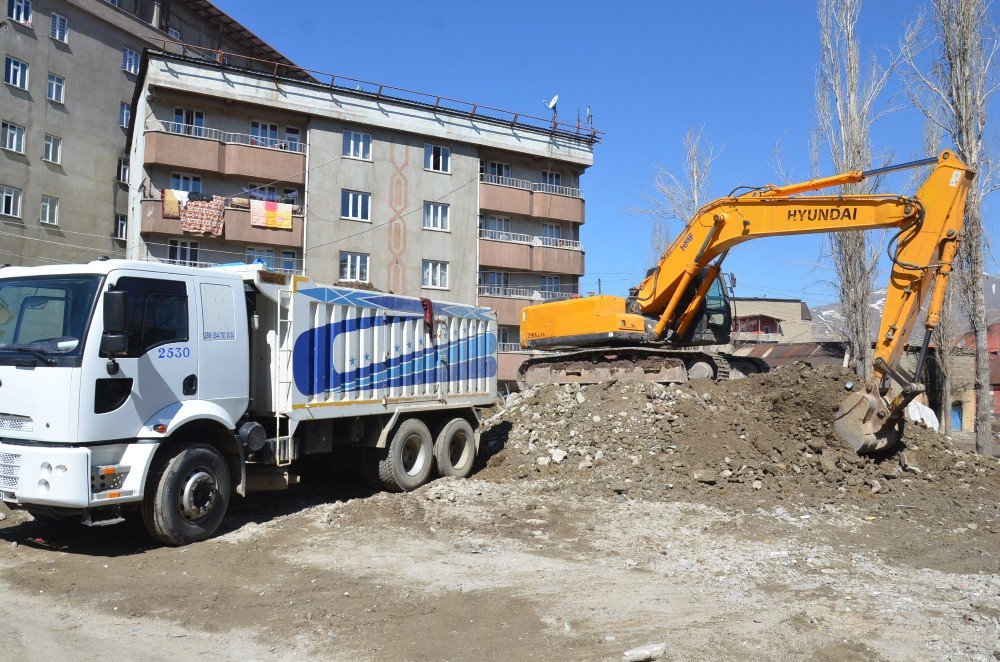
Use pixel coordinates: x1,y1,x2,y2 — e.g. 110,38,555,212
547,94,559,110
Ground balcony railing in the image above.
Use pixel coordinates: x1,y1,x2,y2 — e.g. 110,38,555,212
732,332,783,343
479,173,583,199
497,343,525,353
478,228,582,250
150,120,308,155
477,285,575,301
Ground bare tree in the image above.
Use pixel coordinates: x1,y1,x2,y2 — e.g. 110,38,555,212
902,0,998,454
814,0,900,377
642,127,721,262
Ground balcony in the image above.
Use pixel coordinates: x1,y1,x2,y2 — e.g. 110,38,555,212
478,228,585,276
479,174,585,224
732,332,784,343
477,285,574,326
140,198,303,248
144,121,306,185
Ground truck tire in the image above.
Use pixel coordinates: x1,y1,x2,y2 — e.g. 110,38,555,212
434,418,476,479
142,442,231,546
368,418,434,492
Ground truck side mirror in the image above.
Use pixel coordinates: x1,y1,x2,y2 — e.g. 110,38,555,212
101,290,129,373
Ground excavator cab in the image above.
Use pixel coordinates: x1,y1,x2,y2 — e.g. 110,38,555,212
671,270,732,347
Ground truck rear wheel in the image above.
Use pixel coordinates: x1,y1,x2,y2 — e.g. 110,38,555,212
434,418,476,479
367,418,434,492
142,442,231,546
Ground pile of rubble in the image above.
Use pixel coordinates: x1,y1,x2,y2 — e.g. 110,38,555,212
480,363,1000,513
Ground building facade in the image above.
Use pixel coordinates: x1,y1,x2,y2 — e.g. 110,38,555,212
730,297,814,347
126,50,596,383
0,0,301,267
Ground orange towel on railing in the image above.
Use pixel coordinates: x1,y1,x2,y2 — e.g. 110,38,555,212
180,195,225,236
161,189,180,219
250,199,293,230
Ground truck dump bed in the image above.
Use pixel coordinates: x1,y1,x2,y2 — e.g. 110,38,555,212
247,270,498,418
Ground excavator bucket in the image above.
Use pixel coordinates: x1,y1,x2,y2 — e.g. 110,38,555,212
832,391,902,454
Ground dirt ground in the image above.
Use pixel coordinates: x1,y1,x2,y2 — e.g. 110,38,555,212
1,364,999,660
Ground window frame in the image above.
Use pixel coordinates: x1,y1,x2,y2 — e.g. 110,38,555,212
540,275,562,293
541,170,562,186
249,120,279,148
114,214,127,241
46,72,64,103
340,189,371,222
166,26,181,40
119,101,132,128
116,157,129,184
170,172,202,193
4,55,29,90
49,12,68,42
247,182,278,201
245,246,276,268
1,184,22,218
1,120,26,154
42,133,61,163
339,251,370,283
283,126,301,151
422,259,449,290
279,250,297,273
423,143,451,173
172,107,204,136
422,201,450,232
6,0,30,25
39,195,58,225
113,276,190,358
342,129,372,161
122,47,140,75
167,238,200,267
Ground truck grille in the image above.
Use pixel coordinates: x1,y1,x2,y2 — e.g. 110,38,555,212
0,451,20,491
0,413,33,433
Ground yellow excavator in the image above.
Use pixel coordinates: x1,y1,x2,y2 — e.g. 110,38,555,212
519,151,973,454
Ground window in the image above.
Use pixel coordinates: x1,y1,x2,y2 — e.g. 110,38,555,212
248,183,277,201
1,185,22,217
541,222,562,246
173,107,204,136
422,260,448,289
4,56,28,89
50,12,67,41
343,129,372,160
43,134,61,163
113,277,189,357
284,127,300,151
46,73,64,102
423,202,450,231
424,144,450,173
489,161,511,178
114,214,127,240
478,271,509,295
282,188,299,204
167,26,181,40
39,195,58,225
105,0,120,7
762,324,771,334
249,121,278,148
246,247,276,268
341,189,370,221
2,120,25,153
339,251,369,282
279,250,297,272
6,0,30,24
170,173,201,193
116,157,129,183
119,102,131,128
540,275,561,294
482,215,511,233
122,47,140,75
541,170,562,186
167,239,199,267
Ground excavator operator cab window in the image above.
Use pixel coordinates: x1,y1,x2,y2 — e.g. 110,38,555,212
704,275,730,333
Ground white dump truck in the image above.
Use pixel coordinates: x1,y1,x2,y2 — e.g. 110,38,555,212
0,260,497,544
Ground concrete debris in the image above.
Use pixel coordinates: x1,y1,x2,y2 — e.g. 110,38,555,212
622,642,667,662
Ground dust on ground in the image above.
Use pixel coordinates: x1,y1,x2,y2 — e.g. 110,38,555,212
1,363,999,660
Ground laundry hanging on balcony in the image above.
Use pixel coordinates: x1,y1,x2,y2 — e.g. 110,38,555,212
161,188,189,219
180,195,225,237
249,199,293,230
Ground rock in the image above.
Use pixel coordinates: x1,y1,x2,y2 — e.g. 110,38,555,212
752,480,763,490
537,456,551,467
576,392,586,405
692,469,717,484
819,452,839,474
0,512,7,522
622,642,666,662
550,448,568,463
593,415,603,424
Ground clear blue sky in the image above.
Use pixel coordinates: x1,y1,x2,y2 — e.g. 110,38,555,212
214,0,994,307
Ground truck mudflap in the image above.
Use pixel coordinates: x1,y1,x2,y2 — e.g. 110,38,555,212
0,440,159,509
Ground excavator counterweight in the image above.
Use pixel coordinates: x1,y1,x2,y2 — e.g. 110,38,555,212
518,151,974,454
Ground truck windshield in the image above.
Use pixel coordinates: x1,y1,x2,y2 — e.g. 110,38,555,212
0,275,102,358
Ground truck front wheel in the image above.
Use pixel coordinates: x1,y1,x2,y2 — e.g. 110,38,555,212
142,442,231,545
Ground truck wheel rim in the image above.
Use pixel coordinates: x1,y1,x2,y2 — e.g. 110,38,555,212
180,469,218,523
448,431,471,469
400,434,427,477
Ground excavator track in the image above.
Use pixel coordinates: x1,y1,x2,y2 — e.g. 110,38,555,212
516,346,768,389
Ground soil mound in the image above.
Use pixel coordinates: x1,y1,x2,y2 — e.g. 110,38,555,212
480,363,1000,517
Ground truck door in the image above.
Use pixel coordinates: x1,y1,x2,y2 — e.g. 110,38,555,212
195,279,249,422
77,272,198,442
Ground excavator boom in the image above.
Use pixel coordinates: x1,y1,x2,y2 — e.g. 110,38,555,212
520,151,974,454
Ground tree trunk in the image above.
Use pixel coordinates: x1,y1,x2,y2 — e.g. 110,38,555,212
940,371,952,435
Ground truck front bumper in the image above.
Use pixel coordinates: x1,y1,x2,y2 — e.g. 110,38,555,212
0,441,159,509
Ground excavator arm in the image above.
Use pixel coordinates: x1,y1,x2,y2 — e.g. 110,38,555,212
521,151,974,453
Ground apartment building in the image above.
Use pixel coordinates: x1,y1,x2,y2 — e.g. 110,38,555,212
0,0,301,267
126,49,596,383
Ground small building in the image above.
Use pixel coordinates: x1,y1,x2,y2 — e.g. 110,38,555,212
730,297,814,347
